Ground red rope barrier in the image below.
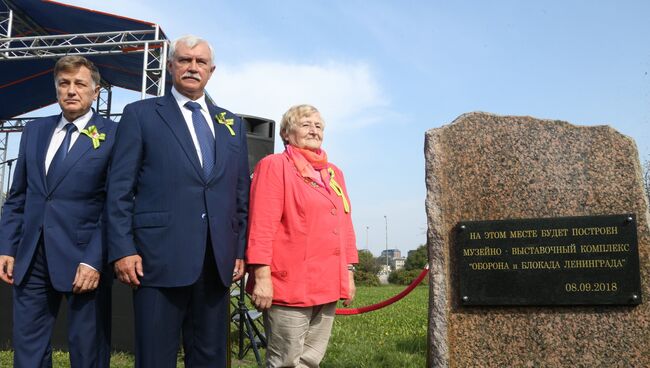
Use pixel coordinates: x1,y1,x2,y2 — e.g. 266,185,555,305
335,265,429,315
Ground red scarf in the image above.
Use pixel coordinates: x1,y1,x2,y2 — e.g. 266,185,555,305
285,145,351,213
286,144,328,187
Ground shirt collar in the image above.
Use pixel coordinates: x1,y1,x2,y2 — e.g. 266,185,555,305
171,86,209,113
57,109,94,132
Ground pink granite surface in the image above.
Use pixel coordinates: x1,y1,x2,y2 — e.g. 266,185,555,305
425,112,650,368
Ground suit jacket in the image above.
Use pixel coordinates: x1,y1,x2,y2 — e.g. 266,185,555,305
246,152,358,307
0,113,117,291
106,94,250,287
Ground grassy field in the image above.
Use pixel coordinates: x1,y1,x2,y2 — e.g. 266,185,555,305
324,285,428,368
1,285,428,367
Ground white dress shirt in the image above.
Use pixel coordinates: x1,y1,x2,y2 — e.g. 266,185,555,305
45,109,94,174
44,108,97,271
170,87,216,167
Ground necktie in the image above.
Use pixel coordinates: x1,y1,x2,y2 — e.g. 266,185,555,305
185,101,215,178
47,123,77,182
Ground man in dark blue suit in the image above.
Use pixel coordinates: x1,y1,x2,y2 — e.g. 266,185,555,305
107,35,249,367
0,56,115,367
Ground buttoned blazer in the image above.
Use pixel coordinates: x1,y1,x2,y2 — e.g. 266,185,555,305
106,94,250,287
246,152,358,307
0,113,117,291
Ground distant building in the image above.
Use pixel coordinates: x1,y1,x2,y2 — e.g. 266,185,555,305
392,257,406,270
381,249,401,260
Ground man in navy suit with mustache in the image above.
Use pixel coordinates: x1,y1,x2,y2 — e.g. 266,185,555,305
107,35,250,367
0,56,114,368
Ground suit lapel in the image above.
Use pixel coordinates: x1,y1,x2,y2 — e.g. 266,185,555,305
206,103,240,184
156,95,204,180
37,115,59,191
47,114,103,193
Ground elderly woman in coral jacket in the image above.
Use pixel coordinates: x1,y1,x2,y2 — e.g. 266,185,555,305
246,104,358,367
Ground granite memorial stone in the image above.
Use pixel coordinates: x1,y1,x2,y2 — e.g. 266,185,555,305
425,112,649,367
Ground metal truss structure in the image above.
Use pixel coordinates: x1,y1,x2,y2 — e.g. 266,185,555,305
0,8,168,199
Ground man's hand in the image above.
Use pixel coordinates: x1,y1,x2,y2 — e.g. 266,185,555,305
72,264,100,294
232,258,245,282
250,265,273,310
0,255,14,285
114,254,143,288
343,271,356,307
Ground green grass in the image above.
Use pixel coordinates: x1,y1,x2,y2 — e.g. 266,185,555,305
324,285,428,368
1,285,428,367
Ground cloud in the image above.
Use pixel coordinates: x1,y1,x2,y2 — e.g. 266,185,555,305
206,61,388,133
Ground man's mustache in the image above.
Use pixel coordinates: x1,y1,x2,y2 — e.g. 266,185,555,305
181,72,202,81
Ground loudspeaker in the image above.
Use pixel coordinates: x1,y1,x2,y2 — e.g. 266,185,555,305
241,114,275,174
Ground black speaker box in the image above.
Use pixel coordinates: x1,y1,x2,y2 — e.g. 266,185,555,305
241,114,275,174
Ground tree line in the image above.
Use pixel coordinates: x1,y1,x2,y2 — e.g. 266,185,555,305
354,244,428,286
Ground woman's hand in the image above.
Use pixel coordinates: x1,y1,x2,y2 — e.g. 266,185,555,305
343,270,356,306
251,265,273,310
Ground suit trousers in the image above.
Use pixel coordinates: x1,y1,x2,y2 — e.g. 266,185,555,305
133,242,230,368
12,240,111,368
263,302,337,368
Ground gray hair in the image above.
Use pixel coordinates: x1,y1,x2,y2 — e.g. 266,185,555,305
168,35,215,65
280,104,325,145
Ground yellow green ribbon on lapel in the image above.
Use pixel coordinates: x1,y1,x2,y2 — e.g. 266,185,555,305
80,125,106,149
327,167,350,214
216,112,236,136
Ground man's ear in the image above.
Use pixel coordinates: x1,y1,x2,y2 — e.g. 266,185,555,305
93,84,100,101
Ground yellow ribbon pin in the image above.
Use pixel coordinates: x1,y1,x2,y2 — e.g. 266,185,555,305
328,167,350,214
216,112,236,136
80,125,106,149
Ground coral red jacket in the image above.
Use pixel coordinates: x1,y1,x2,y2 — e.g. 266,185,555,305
246,151,358,307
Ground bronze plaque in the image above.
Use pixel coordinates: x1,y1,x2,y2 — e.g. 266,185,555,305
457,214,642,306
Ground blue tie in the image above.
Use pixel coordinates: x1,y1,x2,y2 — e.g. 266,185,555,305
185,101,215,178
47,123,77,183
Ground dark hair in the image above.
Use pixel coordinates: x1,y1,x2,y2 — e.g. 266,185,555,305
53,55,101,86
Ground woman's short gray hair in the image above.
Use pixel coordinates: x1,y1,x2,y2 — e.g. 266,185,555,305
168,35,215,65
279,104,325,144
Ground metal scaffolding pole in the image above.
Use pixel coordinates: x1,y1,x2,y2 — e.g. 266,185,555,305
0,10,12,37
141,25,168,98
0,132,8,203
0,29,166,60
96,84,113,118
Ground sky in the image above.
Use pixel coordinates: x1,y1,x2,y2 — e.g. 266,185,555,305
7,0,650,257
